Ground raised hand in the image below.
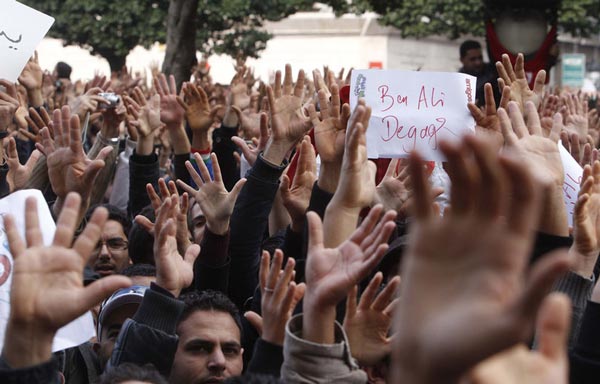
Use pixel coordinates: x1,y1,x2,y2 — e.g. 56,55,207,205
154,73,185,126
391,136,571,384
373,158,411,216
309,83,351,165
177,152,247,235
6,137,41,193
570,161,600,278
22,106,53,142
469,83,509,151
2,193,131,368
230,95,266,139
332,100,375,210
467,294,571,384
231,112,270,168
124,89,163,156
588,108,600,148
18,52,43,91
135,178,191,256
18,52,43,107
84,74,111,93
263,64,312,166
496,53,545,112
322,100,376,247
560,130,595,167
245,250,305,346
152,195,200,298
229,67,251,111
0,79,20,130
303,205,396,344
280,136,317,232
68,87,109,122
177,82,221,133
562,93,589,141
41,106,113,211
499,101,568,236
344,272,400,366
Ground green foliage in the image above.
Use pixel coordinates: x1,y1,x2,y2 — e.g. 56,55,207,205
196,0,315,59
20,0,315,69
20,0,167,69
326,0,600,39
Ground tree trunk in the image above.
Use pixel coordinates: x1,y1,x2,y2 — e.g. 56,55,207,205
95,48,127,74
162,0,199,91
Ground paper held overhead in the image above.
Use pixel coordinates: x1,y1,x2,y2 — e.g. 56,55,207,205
349,69,476,161
0,1,54,82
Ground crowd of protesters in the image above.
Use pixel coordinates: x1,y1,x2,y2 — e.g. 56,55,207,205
0,42,600,384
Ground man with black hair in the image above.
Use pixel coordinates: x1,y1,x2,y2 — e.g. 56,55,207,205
170,291,244,384
458,40,499,106
100,363,167,384
121,263,157,287
85,204,132,277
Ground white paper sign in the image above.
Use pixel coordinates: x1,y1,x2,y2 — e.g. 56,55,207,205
0,1,54,81
0,190,95,352
558,142,583,227
350,70,476,161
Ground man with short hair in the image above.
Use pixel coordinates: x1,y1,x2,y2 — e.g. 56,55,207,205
169,291,244,384
85,204,132,277
459,40,499,106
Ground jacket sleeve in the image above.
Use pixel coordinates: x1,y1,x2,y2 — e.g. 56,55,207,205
194,229,230,294
247,339,284,378
0,357,61,384
173,153,190,185
108,284,183,377
281,314,367,384
552,272,594,348
227,153,286,309
128,151,159,219
570,301,600,384
0,164,9,199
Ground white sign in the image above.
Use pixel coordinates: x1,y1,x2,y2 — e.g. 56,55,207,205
0,1,54,81
0,190,95,352
558,142,583,227
350,70,476,161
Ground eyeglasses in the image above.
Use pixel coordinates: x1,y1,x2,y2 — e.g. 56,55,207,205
94,237,129,252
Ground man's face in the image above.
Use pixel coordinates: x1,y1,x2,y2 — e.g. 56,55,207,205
461,48,485,75
96,303,139,369
87,220,130,277
169,310,243,384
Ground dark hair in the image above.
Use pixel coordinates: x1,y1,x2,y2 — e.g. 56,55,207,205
128,205,155,265
100,363,167,384
85,204,131,238
224,373,282,384
459,40,482,58
55,61,72,80
120,263,156,277
179,290,242,335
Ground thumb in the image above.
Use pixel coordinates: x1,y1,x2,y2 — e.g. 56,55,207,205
537,293,571,360
229,178,247,203
82,159,106,186
280,174,291,197
244,311,263,336
231,136,252,160
184,243,201,266
134,215,155,234
80,275,132,315
231,105,243,120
